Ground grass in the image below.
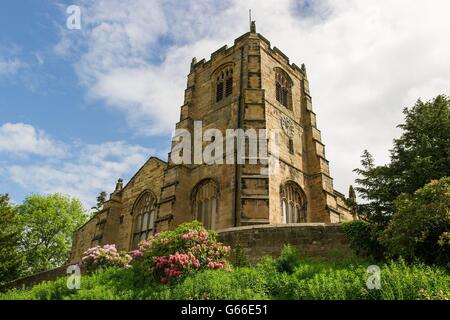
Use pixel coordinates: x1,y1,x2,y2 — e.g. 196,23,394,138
1,251,449,300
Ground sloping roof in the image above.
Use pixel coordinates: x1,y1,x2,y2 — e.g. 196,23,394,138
118,156,167,193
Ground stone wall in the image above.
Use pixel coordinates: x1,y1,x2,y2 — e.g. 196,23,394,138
218,223,352,263
0,265,70,292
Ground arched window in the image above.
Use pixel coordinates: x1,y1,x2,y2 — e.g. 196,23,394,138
280,182,306,223
275,69,292,108
216,67,233,102
132,192,156,249
192,179,219,229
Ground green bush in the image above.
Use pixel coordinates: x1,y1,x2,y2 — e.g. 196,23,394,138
378,260,450,300
341,220,383,259
271,258,450,300
171,269,268,300
228,245,250,267
275,244,301,274
69,267,170,300
290,266,369,300
381,177,450,266
1,258,448,300
0,277,75,300
260,256,450,300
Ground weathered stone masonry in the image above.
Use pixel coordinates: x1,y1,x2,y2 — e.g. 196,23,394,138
218,224,352,263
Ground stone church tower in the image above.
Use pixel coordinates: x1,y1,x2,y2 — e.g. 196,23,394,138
69,23,352,262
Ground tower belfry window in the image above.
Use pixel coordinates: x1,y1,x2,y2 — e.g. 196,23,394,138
276,82,282,102
216,74,224,102
275,69,292,109
216,67,233,103
225,69,233,97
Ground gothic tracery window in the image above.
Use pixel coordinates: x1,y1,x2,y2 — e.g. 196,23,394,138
216,67,233,103
192,179,218,229
132,192,156,249
281,182,306,223
275,69,292,109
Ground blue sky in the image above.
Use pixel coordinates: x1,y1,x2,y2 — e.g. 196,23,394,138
0,0,172,144
0,0,173,206
0,1,177,205
1,0,450,208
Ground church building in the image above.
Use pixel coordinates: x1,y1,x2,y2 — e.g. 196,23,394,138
70,23,353,263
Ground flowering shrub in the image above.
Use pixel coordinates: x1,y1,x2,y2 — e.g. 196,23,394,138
81,244,132,272
132,221,231,285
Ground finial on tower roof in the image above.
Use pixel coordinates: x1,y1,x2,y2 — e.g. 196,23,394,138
190,57,197,71
301,63,307,76
250,20,256,33
115,178,123,192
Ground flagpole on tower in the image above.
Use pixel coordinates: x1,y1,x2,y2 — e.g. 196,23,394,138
249,9,252,31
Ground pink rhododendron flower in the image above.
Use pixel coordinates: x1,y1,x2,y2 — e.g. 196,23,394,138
131,250,143,258
131,222,231,285
80,244,132,272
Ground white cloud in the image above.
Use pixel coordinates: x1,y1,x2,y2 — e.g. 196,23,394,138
5,140,153,208
0,123,67,158
0,123,154,208
0,57,24,75
55,0,240,135
56,0,450,195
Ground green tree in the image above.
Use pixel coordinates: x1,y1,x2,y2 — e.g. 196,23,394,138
354,95,450,226
346,185,358,217
91,191,107,211
17,194,88,275
380,177,450,266
391,95,450,194
353,150,397,226
0,194,24,284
